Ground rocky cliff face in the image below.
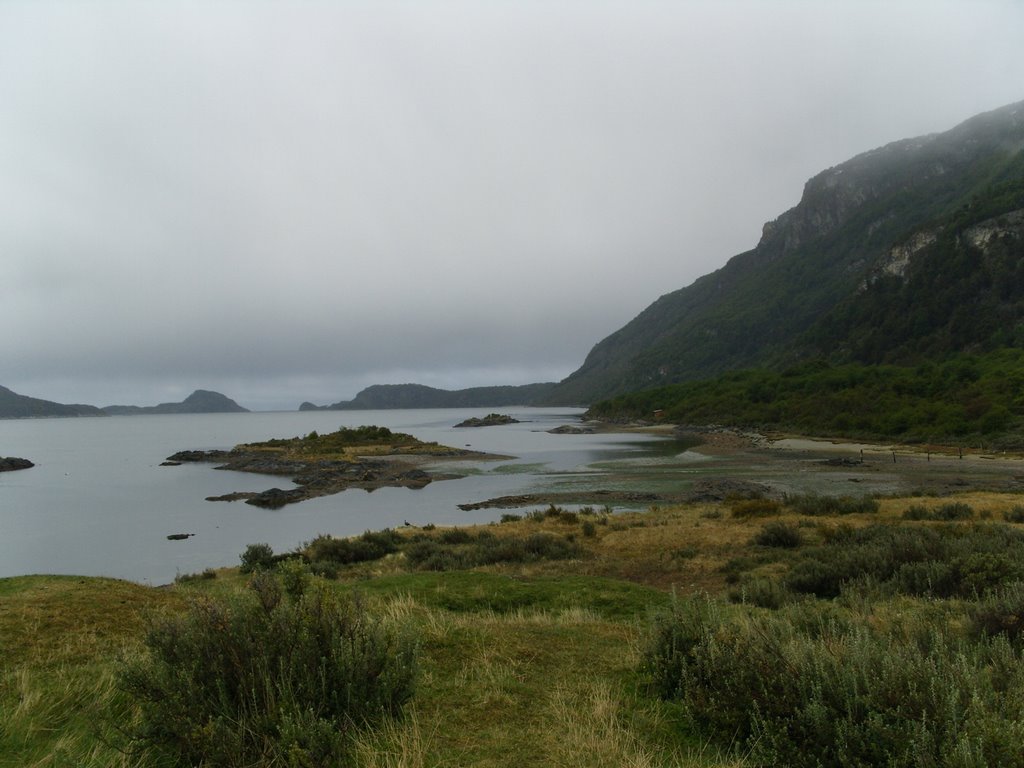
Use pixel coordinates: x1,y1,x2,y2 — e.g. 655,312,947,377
544,99,1024,405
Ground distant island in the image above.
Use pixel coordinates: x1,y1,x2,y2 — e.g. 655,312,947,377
0,385,105,419
0,385,248,419
103,389,249,415
300,382,557,411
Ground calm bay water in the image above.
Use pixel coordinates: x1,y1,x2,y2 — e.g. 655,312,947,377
0,408,667,584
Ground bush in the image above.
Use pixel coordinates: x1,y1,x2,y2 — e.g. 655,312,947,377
642,594,1024,767
752,521,803,548
120,575,416,766
438,528,473,545
729,498,782,518
783,523,1024,599
174,568,216,584
305,529,401,565
785,493,879,516
971,581,1024,643
308,560,340,580
239,542,274,573
278,557,310,600
728,578,796,609
903,502,974,521
1004,505,1024,523
403,531,581,571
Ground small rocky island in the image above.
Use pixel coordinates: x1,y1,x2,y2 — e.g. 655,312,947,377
454,413,520,428
0,456,34,472
165,425,501,509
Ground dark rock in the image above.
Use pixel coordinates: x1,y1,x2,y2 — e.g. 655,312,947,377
0,457,34,472
820,457,864,467
165,449,232,463
455,413,520,428
548,424,595,434
398,469,432,489
245,487,307,509
206,492,257,502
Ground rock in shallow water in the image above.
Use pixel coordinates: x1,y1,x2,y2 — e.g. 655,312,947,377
0,456,34,472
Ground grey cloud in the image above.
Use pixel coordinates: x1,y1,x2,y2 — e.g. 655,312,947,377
4,1,1024,408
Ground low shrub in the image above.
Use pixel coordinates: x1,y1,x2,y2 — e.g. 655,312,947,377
174,568,216,584
438,528,473,545
971,581,1024,643
305,529,401,565
785,493,879,516
728,578,796,609
729,498,782,518
903,502,974,521
785,523,1024,599
278,557,310,600
642,594,1024,767
403,531,581,571
1004,505,1024,523
120,575,416,766
751,521,803,548
239,542,274,573
308,560,339,580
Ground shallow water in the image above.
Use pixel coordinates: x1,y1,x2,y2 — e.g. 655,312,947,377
0,408,669,584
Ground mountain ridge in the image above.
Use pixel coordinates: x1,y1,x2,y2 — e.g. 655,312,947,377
0,387,249,418
103,389,249,415
300,382,557,411
542,99,1024,405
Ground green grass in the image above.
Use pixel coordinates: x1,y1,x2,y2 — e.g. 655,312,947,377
345,571,669,621
11,491,1024,766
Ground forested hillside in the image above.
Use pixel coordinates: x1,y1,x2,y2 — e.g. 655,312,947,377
547,100,1024,405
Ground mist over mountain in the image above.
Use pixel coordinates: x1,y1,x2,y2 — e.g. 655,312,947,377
544,100,1024,405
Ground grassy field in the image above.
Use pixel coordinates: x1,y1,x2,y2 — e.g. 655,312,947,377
5,490,1024,766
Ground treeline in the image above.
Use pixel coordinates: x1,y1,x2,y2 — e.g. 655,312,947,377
587,349,1024,445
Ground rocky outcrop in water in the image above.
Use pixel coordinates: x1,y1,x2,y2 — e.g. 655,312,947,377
0,456,34,472
454,413,520,428
167,447,471,509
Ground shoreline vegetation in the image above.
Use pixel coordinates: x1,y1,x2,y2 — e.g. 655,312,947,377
7,424,1024,764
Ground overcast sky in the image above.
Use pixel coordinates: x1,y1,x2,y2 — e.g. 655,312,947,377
3,1,1023,410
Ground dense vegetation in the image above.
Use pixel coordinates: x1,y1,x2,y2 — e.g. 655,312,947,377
644,499,1024,766
120,575,415,766
588,349,1024,445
